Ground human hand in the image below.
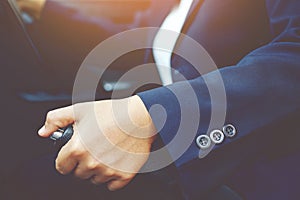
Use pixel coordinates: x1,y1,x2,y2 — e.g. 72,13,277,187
38,95,157,191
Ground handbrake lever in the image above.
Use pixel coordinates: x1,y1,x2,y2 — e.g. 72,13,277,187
50,125,74,146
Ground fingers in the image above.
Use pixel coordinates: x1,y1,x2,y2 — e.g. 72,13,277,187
107,177,133,191
73,154,102,180
56,135,134,191
44,99,147,192
38,105,75,137
90,173,115,185
73,164,95,180
73,158,118,185
55,143,78,175
55,129,81,175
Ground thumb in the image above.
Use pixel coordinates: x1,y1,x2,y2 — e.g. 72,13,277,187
38,105,75,137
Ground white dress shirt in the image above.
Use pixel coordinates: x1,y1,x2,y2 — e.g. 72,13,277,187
153,0,194,86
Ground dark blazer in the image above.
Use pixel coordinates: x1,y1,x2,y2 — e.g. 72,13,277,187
8,0,299,199
138,0,300,199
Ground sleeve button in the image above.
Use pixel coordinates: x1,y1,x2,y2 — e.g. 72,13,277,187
196,135,212,149
222,124,237,138
209,130,225,144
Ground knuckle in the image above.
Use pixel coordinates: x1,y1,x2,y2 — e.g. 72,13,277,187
122,173,134,181
90,177,102,185
73,169,81,178
74,169,86,179
70,149,84,158
46,110,65,128
55,162,65,175
108,182,121,191
46,111,55,123
104,169,115,177
69,140,85,158
86,161,98,171
90,174,105,185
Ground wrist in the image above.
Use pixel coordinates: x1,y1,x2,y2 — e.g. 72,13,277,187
127,95,157,141
128,95,153,127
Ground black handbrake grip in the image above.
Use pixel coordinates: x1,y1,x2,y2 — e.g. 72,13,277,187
50,125,74,145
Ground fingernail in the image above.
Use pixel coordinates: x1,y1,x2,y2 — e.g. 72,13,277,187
38,126,46,136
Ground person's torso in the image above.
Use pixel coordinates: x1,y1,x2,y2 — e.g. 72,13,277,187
171,0,272,81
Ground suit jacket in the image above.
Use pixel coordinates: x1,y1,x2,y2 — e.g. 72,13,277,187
137,0,300,199
21,0,300,199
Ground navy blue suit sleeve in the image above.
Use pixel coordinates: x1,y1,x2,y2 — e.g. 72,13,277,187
138,0,300,197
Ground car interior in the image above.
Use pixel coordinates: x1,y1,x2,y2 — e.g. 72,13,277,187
0,0,166,196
